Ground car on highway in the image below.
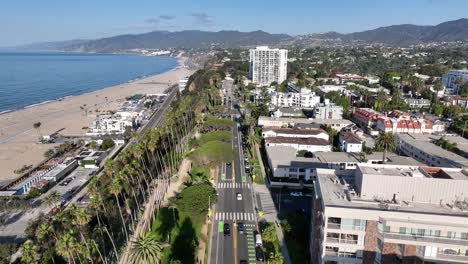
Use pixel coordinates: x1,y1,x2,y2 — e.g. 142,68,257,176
238,222,244,234
236,193,242,200
255,246,264,262
224,223,231,236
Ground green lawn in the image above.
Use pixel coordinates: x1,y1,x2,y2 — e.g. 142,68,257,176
149,183,216,264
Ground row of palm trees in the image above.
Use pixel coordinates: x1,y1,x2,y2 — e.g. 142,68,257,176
23,89,210,263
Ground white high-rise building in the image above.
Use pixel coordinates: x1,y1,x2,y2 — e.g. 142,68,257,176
249,46,288,86
442,69,468,95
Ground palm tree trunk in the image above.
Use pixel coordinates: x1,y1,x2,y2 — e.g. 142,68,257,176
114,193,129,242
104,227,119,263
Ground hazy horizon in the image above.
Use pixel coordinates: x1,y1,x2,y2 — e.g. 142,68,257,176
2,0,468,46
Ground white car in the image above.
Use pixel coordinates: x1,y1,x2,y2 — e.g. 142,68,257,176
290,192,303,197
237,193,243,200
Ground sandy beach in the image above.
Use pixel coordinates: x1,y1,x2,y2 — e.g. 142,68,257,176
0,58,193,182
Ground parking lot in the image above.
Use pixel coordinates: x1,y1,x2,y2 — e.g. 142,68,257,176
270,189,313,216
48,166,94,205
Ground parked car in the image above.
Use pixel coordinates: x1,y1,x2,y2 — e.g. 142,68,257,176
255,246,264,261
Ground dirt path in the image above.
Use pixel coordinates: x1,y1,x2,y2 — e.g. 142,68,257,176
163,158,191,204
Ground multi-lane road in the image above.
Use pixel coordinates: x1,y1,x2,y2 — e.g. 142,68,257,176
209,80,259,264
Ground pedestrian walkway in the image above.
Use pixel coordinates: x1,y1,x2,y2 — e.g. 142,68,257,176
216,182,250,189
254,183,277,216
214,212,256,221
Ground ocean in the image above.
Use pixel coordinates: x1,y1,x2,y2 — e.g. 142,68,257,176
0,51,178,113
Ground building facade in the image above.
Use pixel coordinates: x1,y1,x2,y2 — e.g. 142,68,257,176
270,88,320,109
442,70,468,95
249,46,288,86
311,164,468,264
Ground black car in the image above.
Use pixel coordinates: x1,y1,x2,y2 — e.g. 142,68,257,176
239,261,247,264
224,223,231,236
255,246,264,261
237,222,244,234
226,162,231,167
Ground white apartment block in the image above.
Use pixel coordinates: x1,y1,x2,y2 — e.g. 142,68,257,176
262,127,329,141
270,88,320,108
265,137,331,152
249,46,288,86
442,70,468,95
311,164,468,264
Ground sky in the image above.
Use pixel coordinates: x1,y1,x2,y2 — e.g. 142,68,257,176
1,0,468,46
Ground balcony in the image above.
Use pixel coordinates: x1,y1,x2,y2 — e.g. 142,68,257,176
325,250,360,259
326,237,359,245
326,223,366,231
382,232,468,247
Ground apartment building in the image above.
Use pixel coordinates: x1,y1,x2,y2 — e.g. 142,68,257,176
402,97,431,109
249,46,288,86
265,137,331,152
262,127,329,141
397,134,468,168
311,164,468,264
442,70,468,95
353,109,433,134
265,146,420,181
258,116,353,130
443,96,468,108
270,88,321,108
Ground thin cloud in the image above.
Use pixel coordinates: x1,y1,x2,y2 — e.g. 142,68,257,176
159,15,175,20
188,12,213,25
145,15,176,25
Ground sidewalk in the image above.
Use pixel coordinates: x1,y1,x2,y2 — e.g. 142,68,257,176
253,143,291,264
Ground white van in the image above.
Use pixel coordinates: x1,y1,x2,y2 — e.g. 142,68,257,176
255,233,263,246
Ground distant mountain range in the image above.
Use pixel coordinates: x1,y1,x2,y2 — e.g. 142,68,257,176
62,30,290,52
292,18,468,46
15,18,468,52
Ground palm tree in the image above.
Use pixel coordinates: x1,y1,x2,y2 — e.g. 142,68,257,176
324,125,337,150
55,231,78,264
376,132,396,163
109,176,129,242
33,122,42,140
129,232,165,264
20,240,40,264
43,190,60,208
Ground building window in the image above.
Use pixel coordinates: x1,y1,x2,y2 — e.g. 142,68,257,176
399,227,406,234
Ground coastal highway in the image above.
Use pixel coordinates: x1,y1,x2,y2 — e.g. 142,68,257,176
208,84,258,264
70,84,178,205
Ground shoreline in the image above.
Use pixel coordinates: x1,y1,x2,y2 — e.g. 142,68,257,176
0,55,183,115
0,57,193,181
